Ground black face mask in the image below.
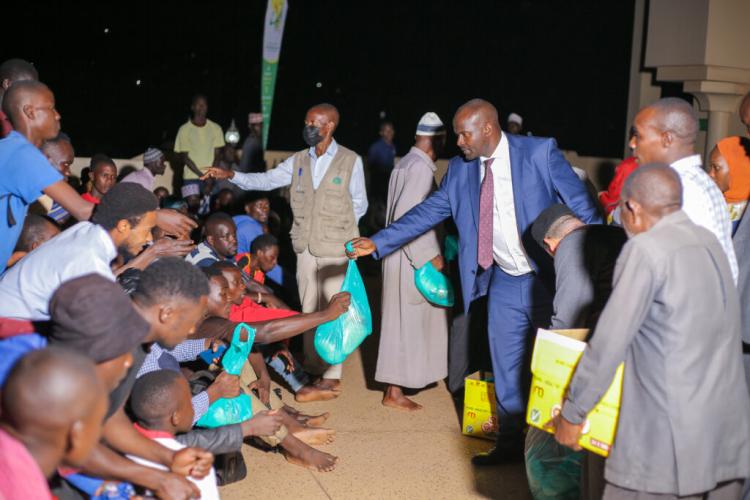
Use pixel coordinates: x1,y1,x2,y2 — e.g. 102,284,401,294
302,125,323,147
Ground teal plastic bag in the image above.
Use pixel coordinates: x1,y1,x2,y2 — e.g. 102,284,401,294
444,234,459,262
524,428,583,500
314,243,372,365
414,261,455,307
196,323,256,428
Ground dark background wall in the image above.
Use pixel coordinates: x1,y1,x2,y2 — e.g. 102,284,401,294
3,0,635,159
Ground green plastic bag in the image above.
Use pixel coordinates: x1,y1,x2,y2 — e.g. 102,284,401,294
314,243,372,365
414,261,455,307
196,323,256,428
524,428,583,500
444,234,459,262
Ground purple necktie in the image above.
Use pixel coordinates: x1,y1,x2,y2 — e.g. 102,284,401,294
477,158,494,270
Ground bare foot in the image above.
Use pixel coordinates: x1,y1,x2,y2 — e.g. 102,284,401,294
382,385,423,411
293,427,336,446
315,378,341,391
282,404,331,427
295,384,339,402
300,412,330,427
280,435,338,472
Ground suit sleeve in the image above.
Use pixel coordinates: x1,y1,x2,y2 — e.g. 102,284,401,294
546,140,603,224
371,166,453,260
397,162,442,269
549,240,593,330
561,240,658,424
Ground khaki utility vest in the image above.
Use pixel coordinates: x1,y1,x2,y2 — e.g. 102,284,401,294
289,145,359,257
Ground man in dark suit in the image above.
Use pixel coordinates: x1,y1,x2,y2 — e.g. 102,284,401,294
348,99,601,463
531,204,627,331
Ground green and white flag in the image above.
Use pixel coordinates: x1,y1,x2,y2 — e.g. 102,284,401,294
261,0,288,149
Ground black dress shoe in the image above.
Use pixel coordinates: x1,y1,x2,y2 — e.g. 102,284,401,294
471,438,524,466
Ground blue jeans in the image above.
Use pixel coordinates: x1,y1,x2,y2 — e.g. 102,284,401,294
260,343,309,392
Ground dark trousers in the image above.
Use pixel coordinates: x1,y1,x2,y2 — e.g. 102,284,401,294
486,266,552,435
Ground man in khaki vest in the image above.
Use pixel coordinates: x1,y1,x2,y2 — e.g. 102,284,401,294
203,103,368,400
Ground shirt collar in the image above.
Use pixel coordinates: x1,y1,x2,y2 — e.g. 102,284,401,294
309,138,338,160
670,154,702,172
134,422,175,440
409,146,437,172
479,132,508,164
94,223,118,262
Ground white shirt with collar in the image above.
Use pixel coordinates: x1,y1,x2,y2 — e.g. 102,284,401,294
479,132,533,276
0,222,117,321
669,154,738,283
230,139,368,222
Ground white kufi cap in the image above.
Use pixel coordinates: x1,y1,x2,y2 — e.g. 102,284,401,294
415,112,445,136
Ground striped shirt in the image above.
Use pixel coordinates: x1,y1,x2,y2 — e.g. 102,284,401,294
670,155,738,283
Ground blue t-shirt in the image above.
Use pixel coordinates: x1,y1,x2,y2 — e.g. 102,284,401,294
0,131,62,273
233,215,264,254
367,138,396,173
0,333,47,385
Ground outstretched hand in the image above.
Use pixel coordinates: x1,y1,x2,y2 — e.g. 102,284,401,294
325,292,351,320
156,209,197,237
200,167,234,181
345,238,376,259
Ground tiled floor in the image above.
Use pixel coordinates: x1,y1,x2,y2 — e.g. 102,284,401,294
220,345,531,499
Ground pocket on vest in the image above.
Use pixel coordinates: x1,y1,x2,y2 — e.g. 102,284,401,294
320,191,346,216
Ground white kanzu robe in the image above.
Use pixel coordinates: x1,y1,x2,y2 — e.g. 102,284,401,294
375,147,449,388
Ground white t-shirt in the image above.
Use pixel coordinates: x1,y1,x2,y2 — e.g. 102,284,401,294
128,435,219,500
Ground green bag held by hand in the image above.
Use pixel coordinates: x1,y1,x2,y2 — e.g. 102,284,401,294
314,243,372,365
414,261,455,307
196,323,256,428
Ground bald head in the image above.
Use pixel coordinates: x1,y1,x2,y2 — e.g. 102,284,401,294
622,163,682,215
2,348,104,435
455,99,500,128
453,98,502,160
308,103,340,128
648,98,699,145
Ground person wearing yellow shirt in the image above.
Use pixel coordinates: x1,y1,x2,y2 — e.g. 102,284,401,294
174,94,225,187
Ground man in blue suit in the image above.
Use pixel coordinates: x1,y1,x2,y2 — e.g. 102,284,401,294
348,99,601,464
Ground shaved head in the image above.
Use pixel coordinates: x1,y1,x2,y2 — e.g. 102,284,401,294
455,98,500,128
2,348,101,428
622,163,682,214
453,98,502,160
307,103,340,129
648,97,699,145
1,80,60,144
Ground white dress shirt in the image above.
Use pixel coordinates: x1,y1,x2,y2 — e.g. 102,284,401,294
0,222,117,320
479,133,533,276
670,155,739,283
230,139,368,222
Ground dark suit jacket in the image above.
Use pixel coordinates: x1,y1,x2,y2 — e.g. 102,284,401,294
371,134,602,312
550,225,627,330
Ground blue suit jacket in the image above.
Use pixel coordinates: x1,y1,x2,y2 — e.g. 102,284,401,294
371,134,602,312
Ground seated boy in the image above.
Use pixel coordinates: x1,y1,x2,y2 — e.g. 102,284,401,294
129,370,221,499
0,348,108,499
214,261,335,403
196,268,341,471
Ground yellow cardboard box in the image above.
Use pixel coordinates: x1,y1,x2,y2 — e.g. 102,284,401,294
526,328,623,457
462,371,498,440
